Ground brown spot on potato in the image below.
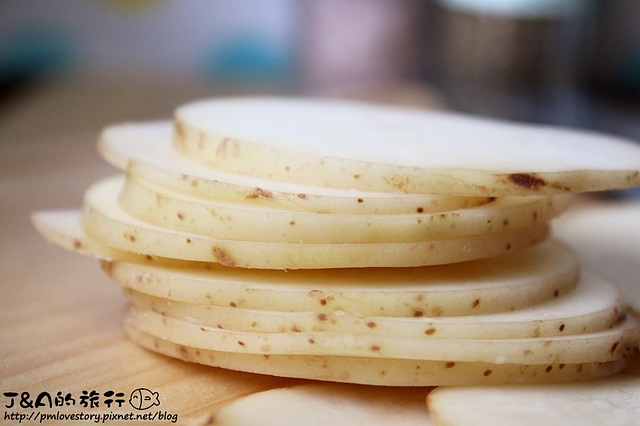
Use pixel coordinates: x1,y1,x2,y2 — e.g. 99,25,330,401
483,370,492,376
186,238,192,244
177,212,185,220
357,198,364,203
546,365,553,373
425,328,436,335
229,302,237,308
317,313,328,321
298,193,307,199
308,338,315,344
413,309,424,317
73,239,84,249
559,324,565,332
417,207,424,213
472,299,480,308
508,173,547,190
611,341,620,354
246,187,274,199
238,341,245,346
178,345,190,361
212,246,237,266
370,345,381,352
445,362,455,368
289,220,296,226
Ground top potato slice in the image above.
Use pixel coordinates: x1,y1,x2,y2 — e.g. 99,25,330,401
99,121,488,214
174,97,640,196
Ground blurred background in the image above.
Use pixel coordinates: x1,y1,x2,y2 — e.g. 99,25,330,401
1,0,639,144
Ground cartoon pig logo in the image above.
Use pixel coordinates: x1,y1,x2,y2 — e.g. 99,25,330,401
129,388,160,410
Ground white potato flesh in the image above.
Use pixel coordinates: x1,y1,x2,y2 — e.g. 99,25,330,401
174,97,640,196
124,270,623,339
125,325,628,386
554,202,640,312
81,177,550,269
30,210,200,268
103,240,579,317
119,173,566,243
209,383,431,426
99,121,489,214
125,306,639,364
29,210,579,317
427,372,640,426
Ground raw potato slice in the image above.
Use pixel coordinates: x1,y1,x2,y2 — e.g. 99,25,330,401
209,383,431,426
125,325,629,386
82,176,550,269
30,210,200,268
103,240,579,317
174,97,640,196
124,270,624,339
554,202,640,312
125,306,639,364
120,173,567,243
99,121,489,214
427,371,640,426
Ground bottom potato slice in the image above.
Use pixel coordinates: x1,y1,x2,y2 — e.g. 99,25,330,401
210,383,432,426
427,369,640,426
125,325,628,386
124,270,622,339
81,177,550,268
124,305,639,364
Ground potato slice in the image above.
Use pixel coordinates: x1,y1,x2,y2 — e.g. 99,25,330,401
124,270,623,339
125,305,639,364
104,239,578,317
125,325,628,386
31,210,199,268
30,210,579,317
81,176,550,269
99,121,489,214
427,371,640,426
174,97,640,196
554,202,640,312
119,173,567,243
209,383,431,426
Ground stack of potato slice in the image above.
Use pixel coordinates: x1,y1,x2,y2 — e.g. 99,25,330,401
33,97,640,387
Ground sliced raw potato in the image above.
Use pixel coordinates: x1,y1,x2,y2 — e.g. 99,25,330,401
32,209,130,261
124,270,623,339
427,371,640,426
173,97,640,196
119,173,567,243
125,305,639,364
30,210,200,268
125,325,629,386
104,239,579,317
99,121,489,214
209,383,431,426
554,201,640,312
81,176,550,269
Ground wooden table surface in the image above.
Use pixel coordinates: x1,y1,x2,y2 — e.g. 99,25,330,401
1,77,638,426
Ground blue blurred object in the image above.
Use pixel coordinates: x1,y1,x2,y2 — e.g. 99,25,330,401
198,33,295,85
0,27,76,85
